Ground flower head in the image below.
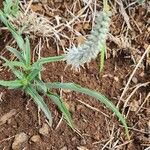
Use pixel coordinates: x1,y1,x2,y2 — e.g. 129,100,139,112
65,11,111,70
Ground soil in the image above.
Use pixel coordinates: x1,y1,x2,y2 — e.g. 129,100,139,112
0,1,150,150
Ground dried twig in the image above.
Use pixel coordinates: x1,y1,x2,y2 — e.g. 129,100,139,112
120,45,150,101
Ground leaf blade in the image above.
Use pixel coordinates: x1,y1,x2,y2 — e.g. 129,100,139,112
34,55,65,67
47,92,73,128
24,37,31,67
0,80,22,88
25,85,52,126
6,46,25,63
0,10,25,50
46,82,129,139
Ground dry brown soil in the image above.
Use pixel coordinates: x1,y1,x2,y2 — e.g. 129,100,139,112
0,1,150,150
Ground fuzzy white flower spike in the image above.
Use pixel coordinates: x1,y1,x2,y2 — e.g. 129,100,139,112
65,11,111,70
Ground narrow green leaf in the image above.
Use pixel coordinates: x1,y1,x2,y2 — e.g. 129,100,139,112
46,82,129,139
25,85,52,126
0,55,9,62
47,92,73,128
34,55,65,67
35,78,47,93
103,0,109,12
6,46,25,63
0,10,25,50
100,43,106,73
24,37,31,67
0,80,22,88
3,0,19,17
4,61,26,69
0,56,24,79
0,55,24,68
27,69,40,82
9,66,24,79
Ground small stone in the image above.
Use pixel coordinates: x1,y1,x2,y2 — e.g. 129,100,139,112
77,146,89,150
39,123,49,136
139,72,145,77
60,146,67,150
30,135,41,143
114,76,119,82
137,22,143,27
76,105,84,111
63,89,71,93
71,136,76,141
0,109,17,125
132,77,138,84
130,100,139,112
12,132,28,150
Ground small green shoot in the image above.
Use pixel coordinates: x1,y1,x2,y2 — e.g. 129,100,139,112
0,9,129,139
100,43,106,73
3,0,19,17
99,0,110,73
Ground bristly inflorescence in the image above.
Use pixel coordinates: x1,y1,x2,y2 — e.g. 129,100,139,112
65,11,111,70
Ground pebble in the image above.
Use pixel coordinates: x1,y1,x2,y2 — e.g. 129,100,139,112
130,100,139,112
30,135,41,143
77,146,89,150
60,146,67,150
132,77,138,84
0,109,17,125
39,123,49,136
12,132,28,150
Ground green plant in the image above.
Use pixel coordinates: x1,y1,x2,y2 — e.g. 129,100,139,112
65,0,111,72
0,10,129,138
99,0,110,73
137,0,145,4
3,0,19,17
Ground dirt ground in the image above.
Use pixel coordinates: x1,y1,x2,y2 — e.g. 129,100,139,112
0,1,150,150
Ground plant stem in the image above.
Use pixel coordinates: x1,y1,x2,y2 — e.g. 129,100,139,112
103,0,109,12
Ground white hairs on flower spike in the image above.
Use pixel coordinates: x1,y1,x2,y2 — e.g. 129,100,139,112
65,11,111,70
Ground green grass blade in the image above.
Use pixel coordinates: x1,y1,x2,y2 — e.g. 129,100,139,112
6,46,25,63
0,10,25,50
11,68,24,79
0,79,22,88
27,69,40,82
46,82,129,139
35,78,47,93
0,55,25,68
47,92,73,128
3,0,19,17
34,55,65,67
0,56,24,79
26,85,52,126
24,37,31,67
100,43,106,73
0,55,9,62
4,61,27,69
